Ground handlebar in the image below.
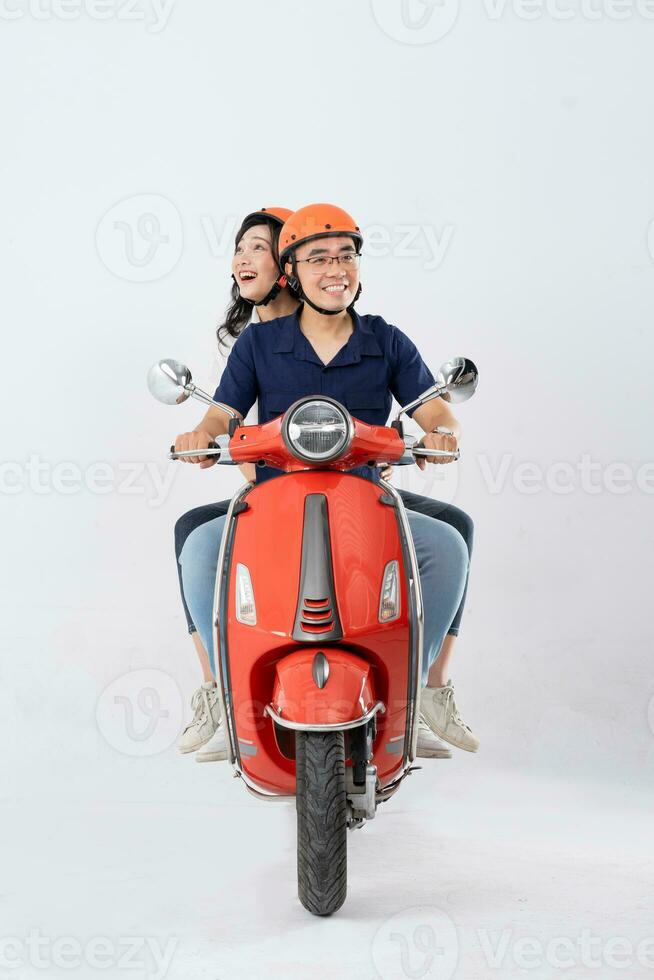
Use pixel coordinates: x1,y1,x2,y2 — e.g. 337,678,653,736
169,444,219,460
168,444,459,464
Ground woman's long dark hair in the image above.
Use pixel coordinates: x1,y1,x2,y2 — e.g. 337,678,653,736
217,214,289,349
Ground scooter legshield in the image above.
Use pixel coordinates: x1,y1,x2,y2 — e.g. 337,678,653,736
218,471,417,796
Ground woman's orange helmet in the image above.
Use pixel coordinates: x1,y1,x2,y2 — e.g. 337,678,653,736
244,206,294,227
279,204,363,267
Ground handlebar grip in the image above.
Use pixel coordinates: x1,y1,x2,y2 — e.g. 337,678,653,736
413,447,460,461
169,441,217,460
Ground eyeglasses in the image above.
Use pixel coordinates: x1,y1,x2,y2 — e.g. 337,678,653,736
295,253,361,271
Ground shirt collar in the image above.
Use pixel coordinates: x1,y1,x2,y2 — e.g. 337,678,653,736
272,308,383,364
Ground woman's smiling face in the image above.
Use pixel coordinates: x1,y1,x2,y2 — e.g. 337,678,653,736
290,235,360,314
232,224,280,303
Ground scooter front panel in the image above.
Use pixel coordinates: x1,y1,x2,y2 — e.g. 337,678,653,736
221,472,415,794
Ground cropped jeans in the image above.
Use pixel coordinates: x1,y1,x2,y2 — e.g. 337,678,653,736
179,507,469,688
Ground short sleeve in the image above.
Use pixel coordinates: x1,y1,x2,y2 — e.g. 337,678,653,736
388,326,436,415
212,328,258,419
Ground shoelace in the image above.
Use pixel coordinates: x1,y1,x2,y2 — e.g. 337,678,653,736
190,686,214,727
441,684,472,733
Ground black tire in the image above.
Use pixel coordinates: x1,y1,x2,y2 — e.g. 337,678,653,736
295,730,348,916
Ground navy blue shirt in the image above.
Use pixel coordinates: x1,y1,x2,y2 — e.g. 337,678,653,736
214,308,435,483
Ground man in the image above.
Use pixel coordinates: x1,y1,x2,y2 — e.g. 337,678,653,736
175,204,477,762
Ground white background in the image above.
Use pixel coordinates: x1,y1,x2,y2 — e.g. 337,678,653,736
1,2,653,978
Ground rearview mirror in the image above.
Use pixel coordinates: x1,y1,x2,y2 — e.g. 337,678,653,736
147,359,193,405
395,357,478,420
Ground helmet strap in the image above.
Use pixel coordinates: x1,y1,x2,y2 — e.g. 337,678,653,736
231,273,289,308
255,274,288,307
347,282,362,312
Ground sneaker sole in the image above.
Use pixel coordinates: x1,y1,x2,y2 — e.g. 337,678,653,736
177,731,216,755
430,724,479,753
417,748,452,759
196,752,228,763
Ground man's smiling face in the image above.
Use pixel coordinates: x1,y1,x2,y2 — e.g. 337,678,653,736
289,236,360,313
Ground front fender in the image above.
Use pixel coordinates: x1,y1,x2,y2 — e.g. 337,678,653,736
267,648,383,730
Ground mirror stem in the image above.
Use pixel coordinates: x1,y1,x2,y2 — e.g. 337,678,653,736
395,383,447,421
186,383,239,420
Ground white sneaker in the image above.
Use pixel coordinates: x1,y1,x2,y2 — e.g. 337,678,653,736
420,680,479,753
196,724,229,763
177,681,222,754
416,717,452,759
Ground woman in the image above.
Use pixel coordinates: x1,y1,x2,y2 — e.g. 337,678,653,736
174,204,477,763
174,207,300,754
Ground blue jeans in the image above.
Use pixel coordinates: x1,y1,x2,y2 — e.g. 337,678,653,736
179,510,468,687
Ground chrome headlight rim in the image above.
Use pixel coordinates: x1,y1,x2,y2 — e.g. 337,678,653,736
281,396,354,464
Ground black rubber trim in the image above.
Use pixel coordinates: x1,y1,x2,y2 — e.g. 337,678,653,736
379,494,396,507
217,495,249,770
292,494,343,643
389,498,419,762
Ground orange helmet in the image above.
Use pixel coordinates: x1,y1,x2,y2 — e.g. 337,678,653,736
279,203,363,267
243,206,294,227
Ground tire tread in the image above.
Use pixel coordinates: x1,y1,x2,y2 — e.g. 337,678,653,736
296,731,347,916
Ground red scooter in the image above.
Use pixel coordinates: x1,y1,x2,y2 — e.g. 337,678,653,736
148,356,477,915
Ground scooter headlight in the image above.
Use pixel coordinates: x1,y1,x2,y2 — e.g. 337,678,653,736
283,398,352,463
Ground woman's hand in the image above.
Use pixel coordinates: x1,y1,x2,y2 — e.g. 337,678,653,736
174,429,218,468
380,465,393,481
415,431,458,470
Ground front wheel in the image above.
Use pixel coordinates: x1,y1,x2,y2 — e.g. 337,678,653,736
295,730,347,916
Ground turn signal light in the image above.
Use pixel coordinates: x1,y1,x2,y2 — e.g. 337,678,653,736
378,560,400,623
235,563,257,625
